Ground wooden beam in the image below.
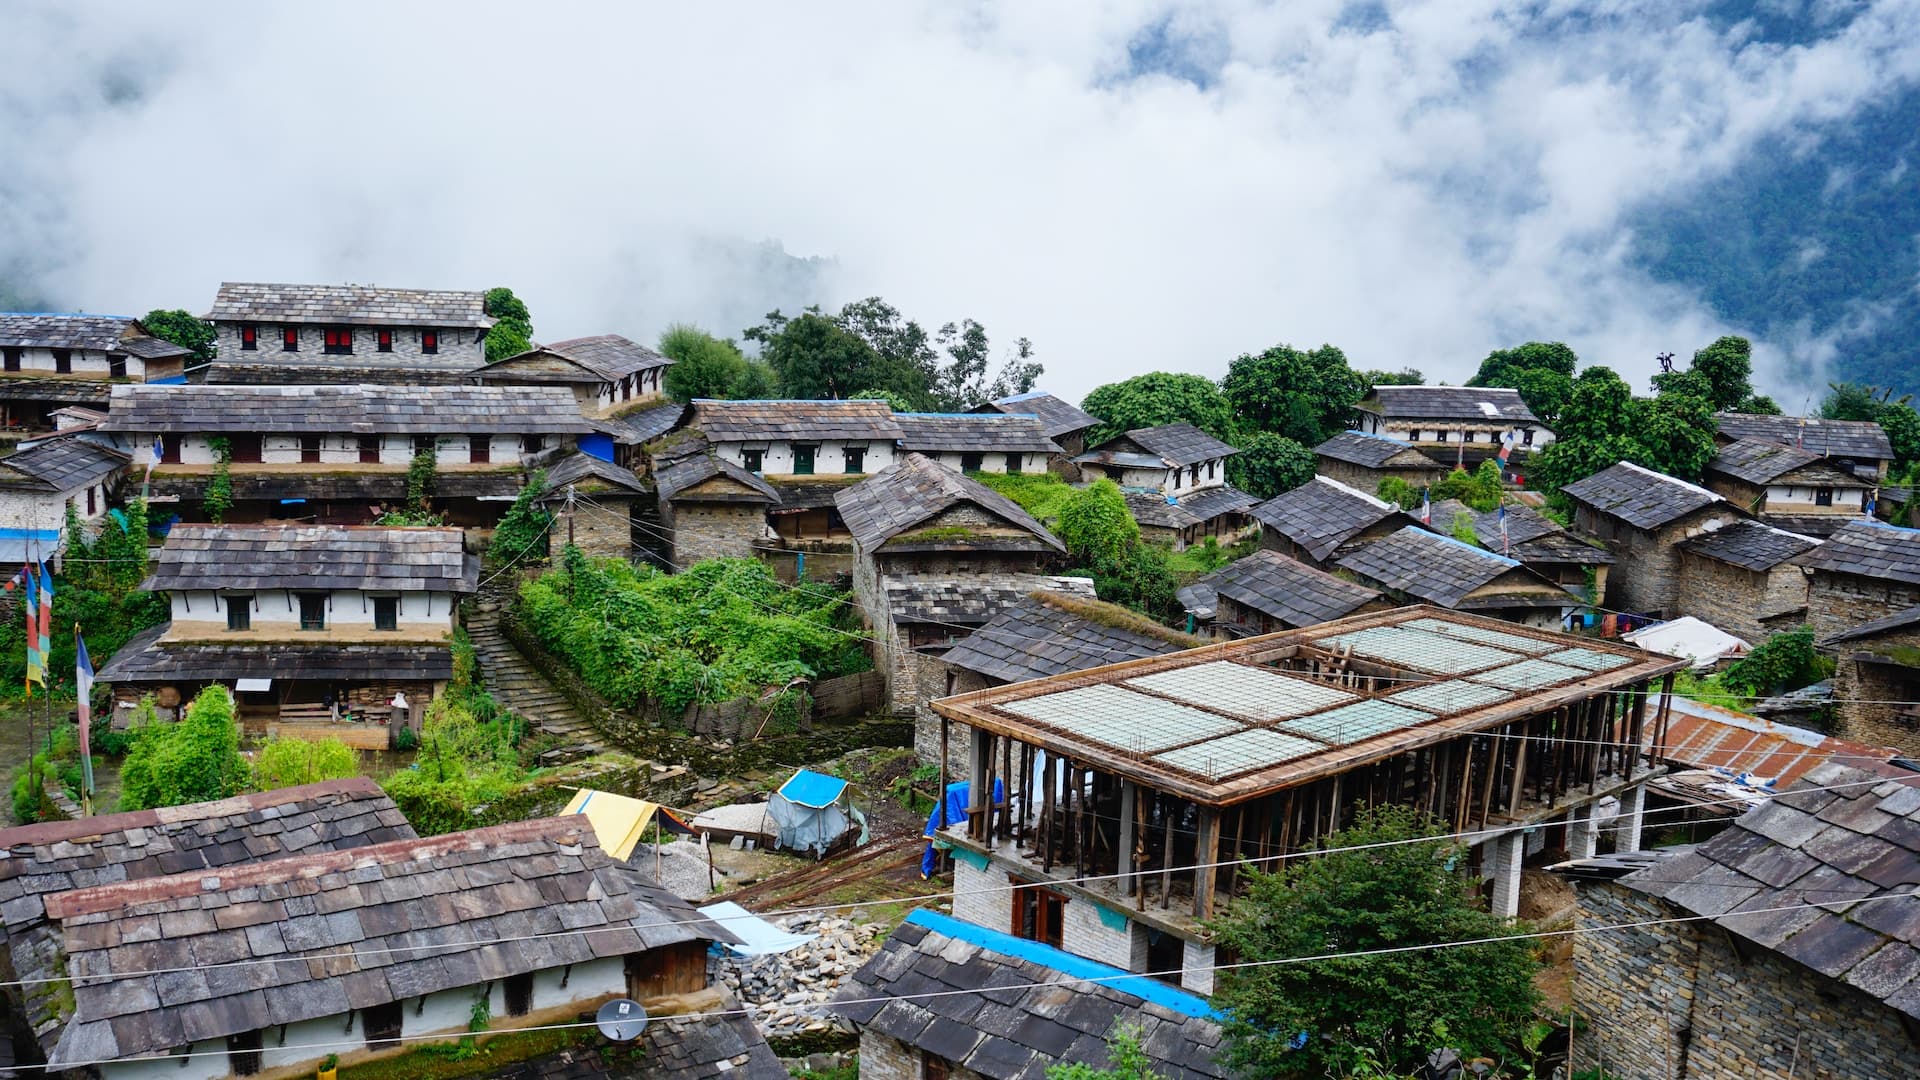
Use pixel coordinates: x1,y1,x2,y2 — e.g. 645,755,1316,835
1193,807,1221,919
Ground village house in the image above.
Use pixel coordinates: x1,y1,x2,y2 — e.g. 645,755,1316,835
204,281,494,383
1716,410,1894,481
835,453,1071,713
1702,437,1875,537
1820,606,1920,756
1562,461,1743,617
971,390,1103,458
1569,763,1920,1080
924,606,1683,1011
98,524,477,742
691,398,903,478
43,815,779,1080
0,314,190,443
1312,429,1448,494
1332,524,1576,626
101,383,591,525
1425,499,1615,599
1071,424,1261,548
1251,476,1417,569
892,411,1062,475
1352,385,1555,469
0,779,418,1074
1670,519,1819,645
472,334,675,432
593,400,686,473
1794,519,1920,641
537,452,652,562
652,451,781,567
0,435,130,563
1180,548,1389,639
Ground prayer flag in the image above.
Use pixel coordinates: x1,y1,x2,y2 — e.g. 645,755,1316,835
75,630,94,796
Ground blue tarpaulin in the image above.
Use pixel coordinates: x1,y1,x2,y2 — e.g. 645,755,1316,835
768,769,854,856
922,779,1002,877
778,769,849,809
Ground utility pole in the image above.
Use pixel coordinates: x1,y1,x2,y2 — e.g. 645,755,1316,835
565,484,576,547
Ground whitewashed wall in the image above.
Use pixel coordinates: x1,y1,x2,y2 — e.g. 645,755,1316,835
170,434,533,467
711,439,898,476
168,589,457,630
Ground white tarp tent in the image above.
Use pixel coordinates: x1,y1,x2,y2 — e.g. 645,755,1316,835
1623,616,1751,670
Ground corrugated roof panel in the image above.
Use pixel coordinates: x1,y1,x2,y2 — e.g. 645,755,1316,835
1152,728,1327,780
1470,658,1587,691
999,685,1244,753
1316,625,1521,674
1278,699,1435,745
1125,662,1356,721
1541,647,1634,672
1401,617,1560,655
1388,679,1515,713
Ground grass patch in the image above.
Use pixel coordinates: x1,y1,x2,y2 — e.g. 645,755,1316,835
338,1026,596,1080
970,471,1078,525
1031,591,1201,647
1672,669,1751,712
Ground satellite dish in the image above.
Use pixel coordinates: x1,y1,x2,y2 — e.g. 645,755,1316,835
597,998,650,1042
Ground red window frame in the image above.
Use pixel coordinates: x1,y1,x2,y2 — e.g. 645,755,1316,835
323,327,353,354
240,325,258,351
377,328,393,353
421,330,439,354
282,327,299,352
469,435,490,464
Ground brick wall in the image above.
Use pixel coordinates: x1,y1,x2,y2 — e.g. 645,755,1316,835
1807,570,1920,641
1673,552,1808,644
1574,882,1917,1080
1180,939,1215,996
661,500,765,565
1062,898,1146,973
952,856,1010,932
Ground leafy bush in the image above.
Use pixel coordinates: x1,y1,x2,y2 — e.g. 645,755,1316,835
204,435,234,524
11,726,85,824
517,553,868,716
1047,1026,1164,1080
971,470,1078,525
487,470,553,566
380,695,526,835
1057,480,1140,565
1721,627,1832,697
0,500,167,696
119,686,248,811
252,736,358,791
405,445,437,513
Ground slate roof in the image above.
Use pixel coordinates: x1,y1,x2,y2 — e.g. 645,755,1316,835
1717,412,1895,462
940,593,1197,683
690,399,904,443
1677,520,1822,572
633,993,787,1080
97,625,454,683
1619,763,1920,1020
595,401,686,444
0,314,188,357
102,383,593,434
0,436,128,492
835,453,1063,553
1250,477,1407,562
654,454,778,503
0,379,113,405
0,779,414,1058
1561,461,1727,530
1794,520,1920,587
1362,385,1540,424
1314,430,1443,470
1122,423,1240,466
883,574,1095,627
145,524,477,593
540,452,646,495
542,334,674,379
46,816,740,1067
1821,604,1920,646
1707,438,1865,487
1193,549,1386,629
1442,503,1615,566
205,282,494,328
893,413,1061,455
1126,486,1260,530
1335,525,1560,608
835,910,1231,1080
980,391,1102,439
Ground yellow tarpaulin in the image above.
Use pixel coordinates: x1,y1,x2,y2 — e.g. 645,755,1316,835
560,788,660,862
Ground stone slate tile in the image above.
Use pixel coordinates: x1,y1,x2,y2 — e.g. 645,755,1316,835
1776,914,1888,978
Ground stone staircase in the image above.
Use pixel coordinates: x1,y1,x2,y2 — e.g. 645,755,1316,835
466,598,605,757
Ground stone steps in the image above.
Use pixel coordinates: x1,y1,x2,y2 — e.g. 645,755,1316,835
464,606,605,755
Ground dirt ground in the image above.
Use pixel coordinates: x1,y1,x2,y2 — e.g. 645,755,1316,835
1521,869,1579,1014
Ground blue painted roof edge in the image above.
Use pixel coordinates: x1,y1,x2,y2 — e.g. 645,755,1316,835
1397,523,1521,567
903,908,1222,1020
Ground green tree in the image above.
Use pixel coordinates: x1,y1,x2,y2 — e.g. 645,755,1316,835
659,323,749,401
488,470,553,565
140,309,216,365
1228,433,1316,500
204,435,234,524
1081,373,1238,446
1469,341,1578,387
1211,805,1541,1078
1431,460,1504,512
1687,335,1759,411
1558,367,1636,438
119,686,249,811
1046,1026,1164,1080
405,443,437,514
748,310,913,402
1721,627,1832,697
1221,343,1364,445
1056,480,1139,566
252,736,359,790
746,298,1036,410
1508,367,1575,424
482,286,533,362
1819,383,1920,471
850,388,915,412
1359,367,1424,390
1632,390,1718,481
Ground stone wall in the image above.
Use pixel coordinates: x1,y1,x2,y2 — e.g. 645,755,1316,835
1579,507,1738,616
916,664,987,774
1807,569,1920,641
1315,459,1444,496
554,496,633,561
661,500,766,566
1574,882,1918,1079
214,321,485,368
1829,621,1920,756
1672,552,1808,644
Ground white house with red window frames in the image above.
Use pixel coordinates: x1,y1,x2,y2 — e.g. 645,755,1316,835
204,281,493,384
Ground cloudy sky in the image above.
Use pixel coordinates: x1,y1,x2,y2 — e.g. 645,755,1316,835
6,1,1919,401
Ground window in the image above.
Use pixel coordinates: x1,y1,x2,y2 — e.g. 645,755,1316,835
86,485,97,516
323,327,353,355
1206,459,1216,479
226,1030,263,1076
109,354,126,378
1171,469,1182,490
921,1051,952,1080
301,435,322,463
361,1001,403,1049
1816,487,1835,507
373,596,398,632
1523,428,1535,446
503,973,535,1017
521,434,545,456
412,434,435,456
2,347,18,371
240,325,258,351
1011,880,1066,949
1007,454,1022,474
229,433,263,463
1189,464,1200,486
742,449,763,473
298,593,326,631
282,327,299,352
52,349,70,374
226,595,252,632
622,376,633,401
161,435,182,464
421,330,439,354
376,328,393,353
358,435,381,464
844,447,866,474
469,435,491,464
960,452,985,472
792,444,817,475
